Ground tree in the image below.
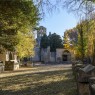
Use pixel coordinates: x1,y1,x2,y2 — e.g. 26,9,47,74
34,0,95,15
76,21,88,62
63,28,78,45
40,34,49,49
86,16,95,65
0,0,40,57
63,19,89,62
63,31,70,49
16,32,35,58
77,18,95,65
49,33,63,52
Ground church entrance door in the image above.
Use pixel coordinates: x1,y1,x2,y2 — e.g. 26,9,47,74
62,55,67,61
62,50,71,62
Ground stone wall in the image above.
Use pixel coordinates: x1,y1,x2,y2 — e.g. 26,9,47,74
56,49,74,62
5,61,19,71
0,64,4,73
0,51,18,64
0,52,6,64
56,49,64,62
32,47,40,62
32,47,75,63
50,52,56,62
41,47,50,63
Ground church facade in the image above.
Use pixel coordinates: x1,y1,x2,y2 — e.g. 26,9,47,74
32,26,75,63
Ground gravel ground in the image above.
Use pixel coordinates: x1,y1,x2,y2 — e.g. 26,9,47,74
0,64,77,95
0,64,72,78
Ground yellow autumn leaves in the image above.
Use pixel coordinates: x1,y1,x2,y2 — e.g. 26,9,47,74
16,31,35,58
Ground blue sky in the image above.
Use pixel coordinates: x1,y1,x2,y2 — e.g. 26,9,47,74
40,8,79,38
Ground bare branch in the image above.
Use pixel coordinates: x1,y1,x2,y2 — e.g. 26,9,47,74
34,0,95,18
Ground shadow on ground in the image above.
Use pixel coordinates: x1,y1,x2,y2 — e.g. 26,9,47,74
0,68,77,95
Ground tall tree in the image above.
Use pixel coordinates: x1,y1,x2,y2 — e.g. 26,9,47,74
49,33,63,52
76,21,87,62
86,17,95,65
16,32,35,58
0,0,40,57
40,34,49,49
63,28,78,47
63,20,89,62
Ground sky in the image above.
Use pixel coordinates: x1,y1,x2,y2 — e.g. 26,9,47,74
39,8,79,38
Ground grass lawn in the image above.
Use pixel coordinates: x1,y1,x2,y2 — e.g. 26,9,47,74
0,64,77,95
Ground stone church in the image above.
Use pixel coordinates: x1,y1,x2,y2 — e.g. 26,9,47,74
32,26,75,63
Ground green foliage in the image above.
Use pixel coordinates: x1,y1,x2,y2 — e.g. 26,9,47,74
64,28,78,45
40,33,63,52
16,32,35,58
86,18,95,64
0,0,39,51
76,21,88,60
0,0,40,57
63,28,78,51
49,33,63,52
63,31,71,49
40,34,49,48
0,35,19,51
63,18,95,63
63,20,88,62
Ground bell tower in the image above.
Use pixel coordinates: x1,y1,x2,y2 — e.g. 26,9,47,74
37,26,46,47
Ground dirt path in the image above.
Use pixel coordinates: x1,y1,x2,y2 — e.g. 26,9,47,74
0,64,77,95
0,64,72,78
